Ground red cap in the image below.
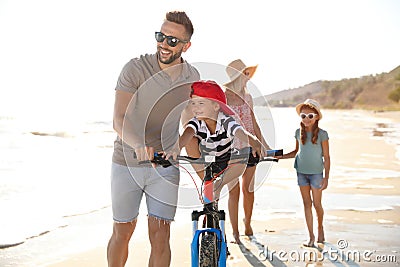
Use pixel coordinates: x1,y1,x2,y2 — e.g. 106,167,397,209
190,80,235,115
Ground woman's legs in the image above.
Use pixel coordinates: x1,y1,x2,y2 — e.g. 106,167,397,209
228,183,241,243
242,166,256,236
299,185,315,246
218,162,245,244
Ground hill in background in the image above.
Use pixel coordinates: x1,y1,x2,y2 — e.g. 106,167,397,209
256,65,400,110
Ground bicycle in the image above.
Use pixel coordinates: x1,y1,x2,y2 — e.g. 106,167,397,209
140,148,282,267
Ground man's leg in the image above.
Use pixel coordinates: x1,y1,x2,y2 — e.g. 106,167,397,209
148,217,172,267
109,163,144,267
107,221,136,267
146,166,180,267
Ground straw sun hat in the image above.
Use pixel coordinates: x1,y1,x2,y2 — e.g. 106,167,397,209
295,99,323,120
223,59,258,87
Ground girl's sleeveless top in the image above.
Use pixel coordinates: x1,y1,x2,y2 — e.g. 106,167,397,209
229,94,256,149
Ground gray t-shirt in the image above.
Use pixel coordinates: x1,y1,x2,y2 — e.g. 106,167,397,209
294,128,329,174
112,53,200,166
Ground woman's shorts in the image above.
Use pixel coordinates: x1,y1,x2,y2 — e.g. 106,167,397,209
297,172,323,189
111,162,180,223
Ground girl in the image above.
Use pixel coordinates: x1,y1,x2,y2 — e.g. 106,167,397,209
224,59,271,243
278,99,330,247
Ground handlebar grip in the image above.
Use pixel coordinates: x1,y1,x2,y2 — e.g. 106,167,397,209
137,152,172,167
266,149,283,157
152,152,172,167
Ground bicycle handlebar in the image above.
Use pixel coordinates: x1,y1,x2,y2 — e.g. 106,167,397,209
138,148,281,168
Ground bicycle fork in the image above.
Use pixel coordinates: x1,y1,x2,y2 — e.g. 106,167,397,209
191,205,227,267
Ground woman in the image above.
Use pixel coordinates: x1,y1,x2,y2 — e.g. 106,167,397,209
224,59,271,243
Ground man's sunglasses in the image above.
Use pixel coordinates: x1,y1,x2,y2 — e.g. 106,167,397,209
300,113,318,119
155,32,187,47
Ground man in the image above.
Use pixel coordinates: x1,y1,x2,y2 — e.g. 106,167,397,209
107,11,200,267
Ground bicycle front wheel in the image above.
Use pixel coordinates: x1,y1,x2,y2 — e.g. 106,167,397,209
199,233,218,267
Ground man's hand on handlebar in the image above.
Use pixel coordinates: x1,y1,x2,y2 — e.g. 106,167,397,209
135,146,155,163
163,141,181,161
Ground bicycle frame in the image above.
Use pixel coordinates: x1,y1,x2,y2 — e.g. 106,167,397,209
140,149,281,267
191,160,228,267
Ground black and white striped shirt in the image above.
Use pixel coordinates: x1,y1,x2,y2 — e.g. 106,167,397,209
186,112,243,158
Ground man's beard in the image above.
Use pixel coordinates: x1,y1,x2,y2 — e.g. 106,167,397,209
157,48,183,65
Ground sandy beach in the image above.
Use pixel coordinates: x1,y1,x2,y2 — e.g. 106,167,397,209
35,109,400,266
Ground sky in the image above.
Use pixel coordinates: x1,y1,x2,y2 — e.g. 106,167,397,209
0,0,399,121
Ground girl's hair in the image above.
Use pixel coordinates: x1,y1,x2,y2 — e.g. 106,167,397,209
300,106,320,145
165,11,194,40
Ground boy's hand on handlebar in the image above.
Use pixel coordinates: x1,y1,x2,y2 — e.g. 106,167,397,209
252,140,262,158
260,144,271,158
259,147,266,158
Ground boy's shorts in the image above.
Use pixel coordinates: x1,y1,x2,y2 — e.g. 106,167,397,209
111,162,180,222
296,172,323,189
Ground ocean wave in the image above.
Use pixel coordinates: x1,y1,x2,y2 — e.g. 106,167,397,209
371,122,400,161
28,120,113,138
325,193,400,212
0,241,25,249
0,205,110,250
0,224,68,250
62,205,109,218
30,131,75,138
333,166,400,179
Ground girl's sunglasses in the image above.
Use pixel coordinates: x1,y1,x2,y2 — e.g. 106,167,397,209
155,32,187,47
300,113,318,119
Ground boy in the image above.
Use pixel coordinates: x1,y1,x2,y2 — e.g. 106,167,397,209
167,80,263,199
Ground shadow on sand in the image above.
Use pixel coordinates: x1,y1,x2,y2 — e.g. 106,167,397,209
236,236,362,267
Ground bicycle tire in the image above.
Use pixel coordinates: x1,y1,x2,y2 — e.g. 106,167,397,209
199,233,218,267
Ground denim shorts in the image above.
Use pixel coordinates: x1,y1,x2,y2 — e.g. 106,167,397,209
111,162,180,222
296,172,323,188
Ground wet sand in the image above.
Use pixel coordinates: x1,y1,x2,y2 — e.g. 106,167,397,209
46,110,400,267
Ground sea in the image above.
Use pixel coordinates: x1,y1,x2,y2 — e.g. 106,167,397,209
0,107,399,267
